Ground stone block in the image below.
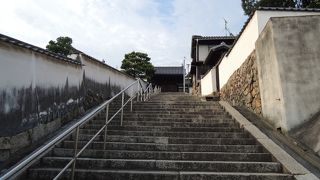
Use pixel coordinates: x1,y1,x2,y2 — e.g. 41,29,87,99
0,137,11,149
10,131,31,153
0,149,10,161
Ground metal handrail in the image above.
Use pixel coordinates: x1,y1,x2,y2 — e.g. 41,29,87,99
142,83,152,101
0,79,158,180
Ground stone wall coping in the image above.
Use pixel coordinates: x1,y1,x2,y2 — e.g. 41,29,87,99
219,101,319,180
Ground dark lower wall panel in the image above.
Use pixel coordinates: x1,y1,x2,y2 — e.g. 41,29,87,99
0,73,123,163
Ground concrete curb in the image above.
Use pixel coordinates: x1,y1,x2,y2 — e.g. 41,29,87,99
219,101,319,180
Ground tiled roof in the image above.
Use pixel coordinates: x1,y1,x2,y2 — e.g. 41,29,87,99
204,43,231,66
192,35,236,41
155,66,184,75
190,35,235,60
226,7,320,56
0,33,82,65
209,43,231,52
258,6,320,12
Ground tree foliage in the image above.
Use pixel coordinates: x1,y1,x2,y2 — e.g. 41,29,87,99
298,0,320,8
121,51,155,81
241,0,320,15
46,36,73,56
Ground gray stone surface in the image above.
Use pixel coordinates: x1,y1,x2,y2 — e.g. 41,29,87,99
20,93,294,179
295,173,319,180
220,51,262,115
220,101,318,179
292,112,320,157
255,15,320,132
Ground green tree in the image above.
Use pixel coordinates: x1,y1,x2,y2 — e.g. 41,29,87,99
241,0,297,15
298,0,320,8
46,36,73,56
121,51,155,81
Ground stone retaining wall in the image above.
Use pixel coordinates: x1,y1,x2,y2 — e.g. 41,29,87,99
220,51,261,115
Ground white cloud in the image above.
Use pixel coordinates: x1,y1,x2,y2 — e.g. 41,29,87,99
0,0,247,68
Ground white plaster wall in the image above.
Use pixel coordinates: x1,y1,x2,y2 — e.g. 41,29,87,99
271,15,320,130
219,10,320,88
256,11,320,33
198,45,209,61
0,42,82,91
219,13,259,88
255,22,285,129
0,41,140,115
80,55,138,96
200,68,217,96
256,15,320,131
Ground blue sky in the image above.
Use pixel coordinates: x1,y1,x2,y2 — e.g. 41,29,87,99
0,0,247,68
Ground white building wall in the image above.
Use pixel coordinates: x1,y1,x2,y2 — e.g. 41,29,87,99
198,45,209,61
219,10,320,88
256,11,320,33
200,68,217,96
80,55,137,96
0,40,140,137
0,42,82,95
256,15,320,131
219,13,259,88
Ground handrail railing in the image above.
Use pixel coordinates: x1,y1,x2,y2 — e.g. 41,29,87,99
0,79,160,180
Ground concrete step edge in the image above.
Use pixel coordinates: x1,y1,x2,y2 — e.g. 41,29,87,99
28,168,294,176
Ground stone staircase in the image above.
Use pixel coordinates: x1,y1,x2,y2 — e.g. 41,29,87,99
26,92,293,179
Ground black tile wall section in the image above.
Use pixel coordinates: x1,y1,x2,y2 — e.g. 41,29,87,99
0,72,121,137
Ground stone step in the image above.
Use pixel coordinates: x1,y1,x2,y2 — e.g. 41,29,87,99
135,101,218,104
50,149,272,162
132,103,221,107
60,140,260,151
24,93,292,179
71,131,250,140
89,121,237,128
28,168,294,180
37,157,283,173
122,111,227,115
61,135,257,145
131,108,223,111
96,114,231,119
128,107,224,111
131,106,222,110
79,126,243,133
93,113,232,121
110,135,253,145
104,112,228,118
86,123,238,129
102,113,229,119
92,117,234,123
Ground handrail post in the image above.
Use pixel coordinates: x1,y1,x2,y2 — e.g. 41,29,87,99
148,84,151,99
146,87,148,101
71,126,80,180
140,89,143,101
136,81,140,102
103,104,109,150
120,92,124,126
130,98,133,112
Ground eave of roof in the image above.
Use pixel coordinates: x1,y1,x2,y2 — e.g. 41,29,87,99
204,44,230,66
190,35,236,60
0,33,82,65
226,7,320,56
154,66,184,75
192,35,236,41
